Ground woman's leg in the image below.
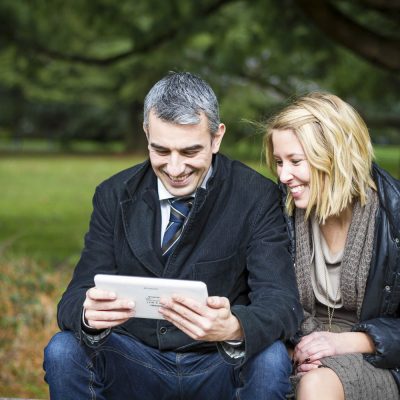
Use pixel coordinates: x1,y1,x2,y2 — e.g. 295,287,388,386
296,368,345,400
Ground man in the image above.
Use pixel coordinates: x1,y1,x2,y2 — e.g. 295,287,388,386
44,72,302,399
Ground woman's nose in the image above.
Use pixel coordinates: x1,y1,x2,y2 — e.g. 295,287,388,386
278,164,293,184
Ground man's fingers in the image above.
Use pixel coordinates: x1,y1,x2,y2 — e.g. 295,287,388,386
161,310,206,340
87,287,117,300
84,286,135,311
163,295,230,314
160,299,201,321
87,318,132,330
85,309,135,324
164,295,205,316
207,296,230,309
84,298,135,311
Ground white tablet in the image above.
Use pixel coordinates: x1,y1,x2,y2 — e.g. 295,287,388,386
94,274,208,320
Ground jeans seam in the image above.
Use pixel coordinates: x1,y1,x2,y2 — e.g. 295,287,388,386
86,360,96,400
234,370,244,400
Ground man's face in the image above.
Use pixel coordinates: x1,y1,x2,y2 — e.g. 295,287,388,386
145,111,225,197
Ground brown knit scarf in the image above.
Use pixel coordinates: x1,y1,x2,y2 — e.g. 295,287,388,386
295,189,379,334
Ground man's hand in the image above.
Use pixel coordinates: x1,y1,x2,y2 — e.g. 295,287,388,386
159,295,243,342
83,287,135,330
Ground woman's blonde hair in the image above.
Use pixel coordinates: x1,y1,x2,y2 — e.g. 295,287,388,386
265,92,376,223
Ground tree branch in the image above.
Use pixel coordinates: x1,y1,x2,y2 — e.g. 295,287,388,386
295,0,400,71
3,0,236,66
358,0,400,10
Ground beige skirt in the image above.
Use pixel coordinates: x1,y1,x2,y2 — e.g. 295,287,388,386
320,353,399,400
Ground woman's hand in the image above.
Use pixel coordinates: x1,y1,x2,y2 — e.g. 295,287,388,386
296,359,322,373
293,331,341,366
293,331,375,368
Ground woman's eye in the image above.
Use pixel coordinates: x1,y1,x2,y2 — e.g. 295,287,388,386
292,160,301,165
275,160,283,166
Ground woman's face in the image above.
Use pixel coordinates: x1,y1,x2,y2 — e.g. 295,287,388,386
271,129,311,209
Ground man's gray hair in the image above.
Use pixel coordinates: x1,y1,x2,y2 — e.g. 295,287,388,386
143,72,220,136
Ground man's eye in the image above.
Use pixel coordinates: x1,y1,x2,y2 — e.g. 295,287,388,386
182,151,199,157
156,150,169,156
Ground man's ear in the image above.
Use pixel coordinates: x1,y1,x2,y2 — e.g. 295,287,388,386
211,123,226,154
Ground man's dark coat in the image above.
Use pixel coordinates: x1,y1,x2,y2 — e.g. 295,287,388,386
58,154,302,363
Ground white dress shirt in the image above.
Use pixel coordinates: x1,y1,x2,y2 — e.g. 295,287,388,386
157,166,213,244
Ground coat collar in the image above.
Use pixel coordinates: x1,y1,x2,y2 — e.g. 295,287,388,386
119,154,228,276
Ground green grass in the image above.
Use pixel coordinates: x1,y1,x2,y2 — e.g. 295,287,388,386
0,147,399,264
374,146,400,176
0,155,145,264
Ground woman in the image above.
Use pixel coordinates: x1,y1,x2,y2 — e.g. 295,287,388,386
265,92,400,400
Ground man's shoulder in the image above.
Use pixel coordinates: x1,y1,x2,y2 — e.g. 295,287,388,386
99,159,151,190
218,154,276,190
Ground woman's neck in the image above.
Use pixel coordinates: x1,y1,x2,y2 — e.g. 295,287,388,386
319,205,353,254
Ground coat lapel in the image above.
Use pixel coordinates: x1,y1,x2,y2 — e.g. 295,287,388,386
121,185,164,277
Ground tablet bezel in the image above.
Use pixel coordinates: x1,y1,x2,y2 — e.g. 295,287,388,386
94,274,208,320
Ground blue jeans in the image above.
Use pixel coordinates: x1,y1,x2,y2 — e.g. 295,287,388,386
44,331,291,400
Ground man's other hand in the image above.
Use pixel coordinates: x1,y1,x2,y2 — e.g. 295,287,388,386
159,295,243,342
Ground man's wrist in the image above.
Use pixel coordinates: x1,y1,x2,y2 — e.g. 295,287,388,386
81,308,111,345
82,308,106,334
226,315,244,342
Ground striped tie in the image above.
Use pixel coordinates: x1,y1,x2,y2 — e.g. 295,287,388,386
162,197,193,258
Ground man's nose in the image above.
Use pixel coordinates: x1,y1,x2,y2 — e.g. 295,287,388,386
166,153,185,176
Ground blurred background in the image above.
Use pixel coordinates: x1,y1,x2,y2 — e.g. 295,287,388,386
0,0,399,397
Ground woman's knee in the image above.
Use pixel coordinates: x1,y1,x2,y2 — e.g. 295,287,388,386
297,368,344,400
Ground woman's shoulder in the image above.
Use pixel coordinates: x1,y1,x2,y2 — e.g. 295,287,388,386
373,164,400,194
373,163,400,231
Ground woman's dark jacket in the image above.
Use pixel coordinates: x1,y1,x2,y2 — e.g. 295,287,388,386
285,164,400,389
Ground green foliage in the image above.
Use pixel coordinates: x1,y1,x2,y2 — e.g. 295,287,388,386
0,0,399,149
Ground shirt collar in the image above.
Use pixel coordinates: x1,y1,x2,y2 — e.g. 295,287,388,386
157,166,213,201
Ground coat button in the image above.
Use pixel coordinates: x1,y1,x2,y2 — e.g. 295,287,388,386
395,238,399,246
159,327,168,334
384,285,391,292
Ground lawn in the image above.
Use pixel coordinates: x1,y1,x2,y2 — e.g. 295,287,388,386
0,154,144,398
0,146,398,398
